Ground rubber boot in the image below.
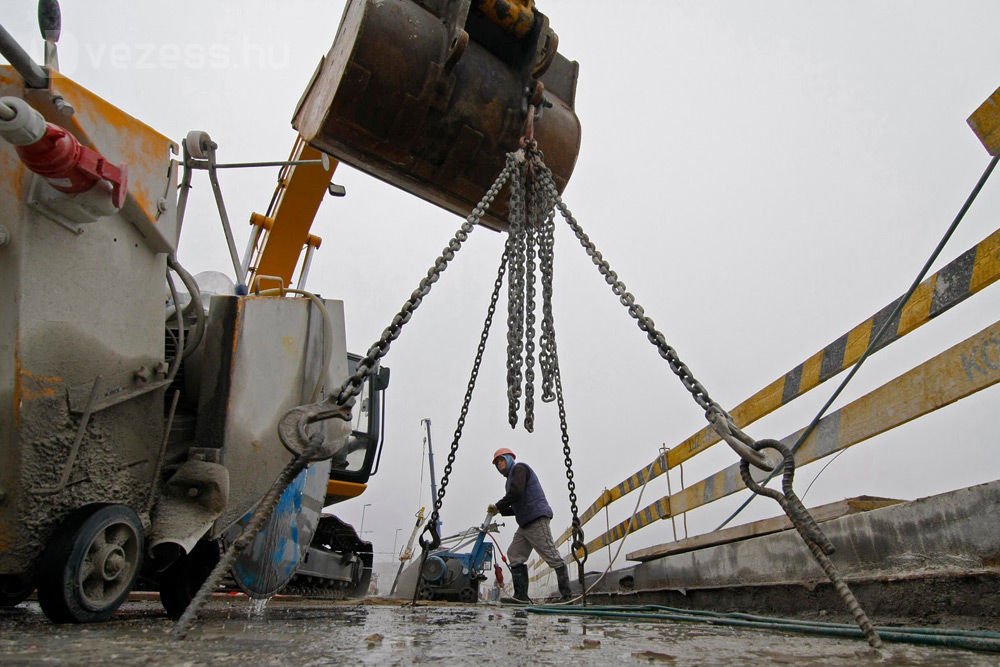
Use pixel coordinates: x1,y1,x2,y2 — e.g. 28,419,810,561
501,564,532,604
555,565,573,601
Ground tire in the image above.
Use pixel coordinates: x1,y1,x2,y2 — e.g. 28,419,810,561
158,540,220,619
0,575,33,608
37,504,144,623
458,584,479,603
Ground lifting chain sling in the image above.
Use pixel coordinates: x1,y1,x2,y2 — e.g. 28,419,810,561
176,155,516,636
414,140,589,604
179,119,875,647
518,149,881,648
503,127,588,602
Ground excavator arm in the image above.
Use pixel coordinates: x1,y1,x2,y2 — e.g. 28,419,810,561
244,136,337,292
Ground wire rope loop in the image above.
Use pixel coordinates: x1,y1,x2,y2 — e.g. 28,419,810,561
738,438,792,502
738,439,835,555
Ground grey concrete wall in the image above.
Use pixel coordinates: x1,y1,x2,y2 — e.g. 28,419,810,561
619,479,1000,593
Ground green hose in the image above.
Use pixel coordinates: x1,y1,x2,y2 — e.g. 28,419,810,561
526,604,1000,653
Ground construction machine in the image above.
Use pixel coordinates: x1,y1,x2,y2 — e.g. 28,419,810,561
0,0,579,622
393,510,500,602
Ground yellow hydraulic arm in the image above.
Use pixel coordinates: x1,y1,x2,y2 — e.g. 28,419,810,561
245,135,338,291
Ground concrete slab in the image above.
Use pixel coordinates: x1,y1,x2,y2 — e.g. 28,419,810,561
585,480,1000,624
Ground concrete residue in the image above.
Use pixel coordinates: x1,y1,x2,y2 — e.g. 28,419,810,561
12,390,158,572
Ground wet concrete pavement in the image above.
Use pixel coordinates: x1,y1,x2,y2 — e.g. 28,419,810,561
1,597,997,666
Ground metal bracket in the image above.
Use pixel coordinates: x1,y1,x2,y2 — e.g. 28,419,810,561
68,371,170,416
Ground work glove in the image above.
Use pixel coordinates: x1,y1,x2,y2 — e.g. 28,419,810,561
487,503,498,516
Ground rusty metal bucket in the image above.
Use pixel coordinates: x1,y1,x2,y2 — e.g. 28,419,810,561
293,0,581,230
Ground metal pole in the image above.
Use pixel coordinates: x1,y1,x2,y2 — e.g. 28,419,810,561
603,489,613,568
678,459,688,539
241,224,264,282
212,159,325,169
662,445,679,542
421,418,441,534
297,243,316,290
205,145,248,290
0,24,48,88
393,528,402,557
360,503,372,535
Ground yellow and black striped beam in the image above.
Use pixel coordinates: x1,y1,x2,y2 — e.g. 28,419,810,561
551,225,1000,551
578,317,1000,559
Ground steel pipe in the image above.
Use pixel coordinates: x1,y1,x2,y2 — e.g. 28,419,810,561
0,24,48,89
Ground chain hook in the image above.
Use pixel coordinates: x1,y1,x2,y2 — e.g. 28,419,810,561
418,520,441,552
571,519,588,606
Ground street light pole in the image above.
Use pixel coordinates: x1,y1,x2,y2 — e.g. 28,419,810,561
360,503,372,535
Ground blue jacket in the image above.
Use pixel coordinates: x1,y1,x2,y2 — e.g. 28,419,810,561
496,462,553,528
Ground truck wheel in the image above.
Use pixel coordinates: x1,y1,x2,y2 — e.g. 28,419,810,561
158,540,220,619
458,584,478,603
0,575,33,607
37,504,144,623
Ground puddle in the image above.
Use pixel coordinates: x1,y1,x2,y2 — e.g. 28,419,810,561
0,599,996,666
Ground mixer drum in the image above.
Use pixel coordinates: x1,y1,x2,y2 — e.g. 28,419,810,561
293,0,581,230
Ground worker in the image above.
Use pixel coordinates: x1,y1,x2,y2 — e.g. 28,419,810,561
487,448,572,603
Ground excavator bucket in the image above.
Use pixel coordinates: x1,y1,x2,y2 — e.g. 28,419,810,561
293,0,581,230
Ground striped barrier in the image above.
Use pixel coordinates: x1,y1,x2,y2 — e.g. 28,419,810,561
534,224,1000,573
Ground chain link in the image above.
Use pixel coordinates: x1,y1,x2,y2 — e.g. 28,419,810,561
527,154,881,643
419,249,510,553
533,167,558,403
336,156,514,409
528,162,765,465
506,160,526,429
502,146,588,601
523,175,539,432
279,155,517,459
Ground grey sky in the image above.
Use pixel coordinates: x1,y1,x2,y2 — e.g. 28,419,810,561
5,1,1000,569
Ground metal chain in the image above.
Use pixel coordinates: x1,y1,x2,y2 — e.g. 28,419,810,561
523,176,539,432
506,149,561,430
506,162,527,429
530,155,879,647
529,162,771,470
336,156,516,408
187,156,517,630
551,346,589,603
537,164,716,413
503,145,589,602
537,179,557,402
418,250,510,556
279,155,517,457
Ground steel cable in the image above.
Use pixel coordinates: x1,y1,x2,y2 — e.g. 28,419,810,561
715,153,1000,531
